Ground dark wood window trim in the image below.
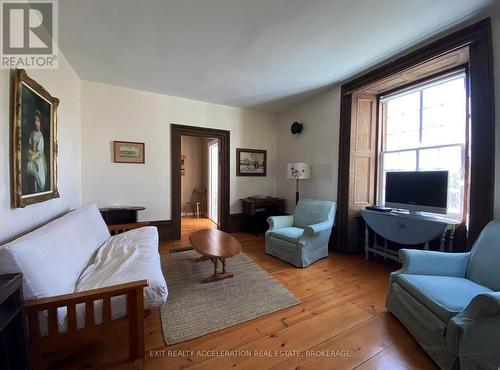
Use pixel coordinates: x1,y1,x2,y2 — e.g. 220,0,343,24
337,18,495,253
376,63,469,100
170,124,230,240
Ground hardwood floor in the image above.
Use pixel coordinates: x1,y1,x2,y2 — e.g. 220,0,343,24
59,217,438,370
167,216,217,249
145,218,437,370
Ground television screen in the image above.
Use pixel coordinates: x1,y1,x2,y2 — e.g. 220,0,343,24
385,171,448,214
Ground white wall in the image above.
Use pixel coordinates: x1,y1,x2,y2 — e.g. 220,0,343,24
81,81,278,221
181,136,207,215
0,53,82,243
276,87,341,213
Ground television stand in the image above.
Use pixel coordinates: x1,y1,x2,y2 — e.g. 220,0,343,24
361,209,461,262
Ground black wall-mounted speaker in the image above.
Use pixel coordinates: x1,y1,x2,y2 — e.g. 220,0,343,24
291,121,304,135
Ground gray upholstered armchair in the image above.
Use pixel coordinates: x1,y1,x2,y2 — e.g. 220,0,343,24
265,199,336,267
387,220,500,370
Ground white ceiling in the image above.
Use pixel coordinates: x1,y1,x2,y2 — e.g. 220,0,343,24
59,0,495,113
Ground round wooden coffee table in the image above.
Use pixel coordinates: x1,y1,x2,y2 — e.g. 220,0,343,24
189,229,241,283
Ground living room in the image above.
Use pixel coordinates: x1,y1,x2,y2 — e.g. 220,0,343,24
0,1,499,369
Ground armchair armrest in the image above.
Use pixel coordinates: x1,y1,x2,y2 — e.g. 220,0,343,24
446,291,500,364
304,221,333,235
267,215,294,231
456,292,500,319
398,249,470,277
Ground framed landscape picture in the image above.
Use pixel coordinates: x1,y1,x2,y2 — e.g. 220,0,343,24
113,141,145,163
236,148,266,176
12,69,60,208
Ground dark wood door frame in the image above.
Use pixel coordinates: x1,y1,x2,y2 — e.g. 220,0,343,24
171,124,230,240
337,18,495,252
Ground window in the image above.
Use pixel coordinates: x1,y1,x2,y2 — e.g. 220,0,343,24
379,72,468,218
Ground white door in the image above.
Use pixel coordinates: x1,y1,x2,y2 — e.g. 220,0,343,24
208,141,219,224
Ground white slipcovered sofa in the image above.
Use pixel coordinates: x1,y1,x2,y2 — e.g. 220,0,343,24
0,204,168,366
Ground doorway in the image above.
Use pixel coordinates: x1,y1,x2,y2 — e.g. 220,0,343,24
208,140,219,224
171,124,230,240
180,135,217,236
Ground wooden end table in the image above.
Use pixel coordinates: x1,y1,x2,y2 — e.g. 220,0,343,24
189,229,241,283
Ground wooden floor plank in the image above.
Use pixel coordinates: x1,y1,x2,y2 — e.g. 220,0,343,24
351,290,389,316
270,313,409,370
353,336,438,370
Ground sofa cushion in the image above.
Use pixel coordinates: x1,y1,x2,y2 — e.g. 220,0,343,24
0,204,110,300
76,226,168,314
293,199,334,229
396,274,492,323
37,226,168,336
269,227,304,243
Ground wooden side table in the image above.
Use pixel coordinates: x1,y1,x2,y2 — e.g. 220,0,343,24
0,273,29,370
361,209,460,262
241,197,286,234
99,206,146,225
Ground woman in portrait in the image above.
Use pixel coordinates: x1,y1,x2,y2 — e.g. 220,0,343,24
26,109,47,192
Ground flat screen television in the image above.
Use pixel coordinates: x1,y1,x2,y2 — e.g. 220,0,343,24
385,171,448,214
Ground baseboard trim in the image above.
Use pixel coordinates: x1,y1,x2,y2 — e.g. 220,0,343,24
144,213,263,241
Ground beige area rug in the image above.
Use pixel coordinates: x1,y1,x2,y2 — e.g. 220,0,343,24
160,250,299,345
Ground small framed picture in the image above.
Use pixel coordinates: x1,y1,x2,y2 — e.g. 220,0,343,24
113,141,145,163
236,148,266,177
180,155,186,176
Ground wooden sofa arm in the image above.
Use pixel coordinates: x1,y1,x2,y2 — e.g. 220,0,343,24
25,279,149,366
24,280,148,310
108,222,150,236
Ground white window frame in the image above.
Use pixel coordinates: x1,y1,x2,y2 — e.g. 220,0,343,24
377,72,467,219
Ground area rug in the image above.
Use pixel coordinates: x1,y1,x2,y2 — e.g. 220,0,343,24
160,250,299,344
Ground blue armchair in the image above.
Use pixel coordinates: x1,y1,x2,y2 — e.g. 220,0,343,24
265,199,336,267
387,221,500,370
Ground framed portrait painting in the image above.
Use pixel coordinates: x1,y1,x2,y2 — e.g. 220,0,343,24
236,148,267,176
12,69,60,208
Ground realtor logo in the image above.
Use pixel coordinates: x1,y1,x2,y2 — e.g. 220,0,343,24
1,0,58,68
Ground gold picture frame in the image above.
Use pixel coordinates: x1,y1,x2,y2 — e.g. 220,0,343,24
12,69,60,208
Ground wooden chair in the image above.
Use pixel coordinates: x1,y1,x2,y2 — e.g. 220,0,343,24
186,188,206,218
